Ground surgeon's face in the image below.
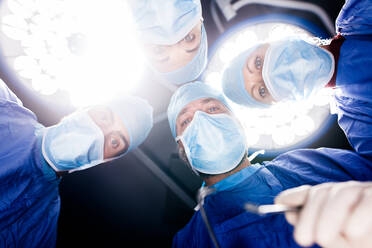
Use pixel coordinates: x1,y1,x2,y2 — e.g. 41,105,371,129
242,43,275,104
144,22,202,73
175,98,231,137
88,106,130,159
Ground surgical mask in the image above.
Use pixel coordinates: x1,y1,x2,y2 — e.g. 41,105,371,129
176,111,247,175
262,39,335,101
42,111,105,173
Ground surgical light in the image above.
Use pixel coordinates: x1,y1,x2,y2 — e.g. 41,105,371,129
204,21,333,151
0,0,145,107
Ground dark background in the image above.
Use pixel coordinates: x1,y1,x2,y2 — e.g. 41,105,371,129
0,0,348,247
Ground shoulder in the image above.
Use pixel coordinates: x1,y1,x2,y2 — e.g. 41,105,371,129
336,0,372,36
0,80,23,105
172,212,205,248
265,148,372,187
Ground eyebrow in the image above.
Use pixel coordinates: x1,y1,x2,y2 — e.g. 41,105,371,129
186,43,200,53
178,106,190,119
178,98,216,121
201,98,213,104
251,84,258,99
246,58,253,74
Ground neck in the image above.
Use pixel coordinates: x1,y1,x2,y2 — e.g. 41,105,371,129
320,44,337,80
320,34,346,88
204,157,251,186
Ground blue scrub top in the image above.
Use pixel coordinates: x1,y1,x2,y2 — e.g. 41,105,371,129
334,0,372,160
0,80,60,247
172,148,372,248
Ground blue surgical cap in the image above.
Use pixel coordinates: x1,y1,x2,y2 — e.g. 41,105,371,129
222,45,269,108
154,24,208,85
106,95,153,153
129,0,202,45
167,81,230,138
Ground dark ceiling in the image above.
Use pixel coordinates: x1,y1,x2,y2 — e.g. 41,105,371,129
0,0,349,247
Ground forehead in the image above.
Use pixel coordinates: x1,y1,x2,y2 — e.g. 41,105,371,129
176,97,225,119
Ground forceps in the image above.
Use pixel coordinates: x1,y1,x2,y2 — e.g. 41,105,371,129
244,203,302,216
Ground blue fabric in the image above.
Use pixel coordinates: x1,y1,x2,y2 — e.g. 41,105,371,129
0,81,60,247
334,0,372,160
0,80,22,105
211,163,262,192
336,0,372,36
172,148,372,248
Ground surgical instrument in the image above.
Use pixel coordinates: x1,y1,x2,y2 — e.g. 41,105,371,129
244,203,302,216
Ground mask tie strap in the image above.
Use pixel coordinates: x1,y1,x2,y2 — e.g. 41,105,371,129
248,150,265,162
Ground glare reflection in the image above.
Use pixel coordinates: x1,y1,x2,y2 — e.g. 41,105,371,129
0,0,144,107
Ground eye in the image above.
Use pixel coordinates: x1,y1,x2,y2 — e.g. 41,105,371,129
110,136,120,149
208,106,219,113
259,86,266,98
255,56,263,70
181,118,192,127
184,33,195,43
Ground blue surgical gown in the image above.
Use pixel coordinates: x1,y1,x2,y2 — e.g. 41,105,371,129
172,148,372,248
0,80,60,247
334,0,372,160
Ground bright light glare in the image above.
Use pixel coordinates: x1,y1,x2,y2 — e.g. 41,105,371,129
204,23,333,150
218,30,258,64
272,126,295,146
0,0,145,107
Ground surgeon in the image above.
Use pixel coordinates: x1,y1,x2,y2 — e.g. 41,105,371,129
222,1,372,245
168,81,372,247
222,0,372,160
0,79,153,247
128,0,208,85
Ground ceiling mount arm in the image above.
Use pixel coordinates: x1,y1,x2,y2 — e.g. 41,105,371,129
213,0,335,35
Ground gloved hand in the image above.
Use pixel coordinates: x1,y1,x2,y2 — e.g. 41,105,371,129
275,181,372,248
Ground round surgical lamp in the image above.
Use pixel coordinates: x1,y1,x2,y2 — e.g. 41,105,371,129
203,2,336,156
0,0,145,108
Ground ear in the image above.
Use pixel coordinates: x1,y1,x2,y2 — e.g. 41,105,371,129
177,145,188,163
178,145,199,176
